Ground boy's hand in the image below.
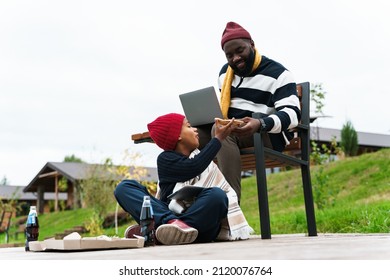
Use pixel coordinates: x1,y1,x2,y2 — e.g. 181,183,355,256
214,118,236,142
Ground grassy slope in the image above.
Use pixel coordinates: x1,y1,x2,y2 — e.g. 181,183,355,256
2,149,389,244
240,148,390,234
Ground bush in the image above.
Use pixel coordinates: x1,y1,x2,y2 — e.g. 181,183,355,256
340,120,358,156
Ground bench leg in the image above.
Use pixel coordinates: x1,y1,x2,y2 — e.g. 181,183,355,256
254,132,271,239
301,165,317,236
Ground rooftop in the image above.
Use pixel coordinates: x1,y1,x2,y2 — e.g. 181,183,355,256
0,185,66,201
311,126,390,148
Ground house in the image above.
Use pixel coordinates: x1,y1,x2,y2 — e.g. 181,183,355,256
311,126,390,155
23,162,158,214
0,185,67,215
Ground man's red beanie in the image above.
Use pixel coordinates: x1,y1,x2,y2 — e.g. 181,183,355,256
221,22,252,49
147,113,185,151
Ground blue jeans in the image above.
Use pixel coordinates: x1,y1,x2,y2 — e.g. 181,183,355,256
114,179,228,243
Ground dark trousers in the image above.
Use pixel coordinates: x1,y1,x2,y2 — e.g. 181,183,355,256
114,179,228,243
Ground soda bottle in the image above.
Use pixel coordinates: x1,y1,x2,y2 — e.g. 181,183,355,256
25,206,39,251
140,195,156,246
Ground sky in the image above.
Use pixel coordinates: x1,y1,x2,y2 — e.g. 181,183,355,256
1,0,389,186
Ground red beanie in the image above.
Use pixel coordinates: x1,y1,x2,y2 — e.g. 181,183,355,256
221,22,252,49
147,113,185,151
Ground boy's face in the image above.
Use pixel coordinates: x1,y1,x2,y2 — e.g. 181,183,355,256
179,118,199,150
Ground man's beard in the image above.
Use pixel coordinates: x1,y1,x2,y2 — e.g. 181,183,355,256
230,48,255,77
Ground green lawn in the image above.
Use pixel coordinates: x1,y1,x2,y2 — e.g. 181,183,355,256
240,148,390,234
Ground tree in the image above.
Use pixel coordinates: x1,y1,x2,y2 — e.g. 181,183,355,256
310,83,326,115
1,176,8,185
80,150,154,235
64,154,83,163
310,138,341,209
340,120,358,156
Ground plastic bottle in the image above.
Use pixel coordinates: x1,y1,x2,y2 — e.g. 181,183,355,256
140,196,156,246
25,206,39,251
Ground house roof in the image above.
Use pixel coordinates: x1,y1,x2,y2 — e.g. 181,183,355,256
23,162,158,193
310,126,390,148
0,185,67,201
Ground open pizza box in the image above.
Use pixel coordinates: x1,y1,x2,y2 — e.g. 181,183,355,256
28,232,145,252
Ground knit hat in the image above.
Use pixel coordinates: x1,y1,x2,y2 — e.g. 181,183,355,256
221,22,252,49
147,113,185,151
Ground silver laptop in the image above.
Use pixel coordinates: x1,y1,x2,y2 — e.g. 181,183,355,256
179,86,223,126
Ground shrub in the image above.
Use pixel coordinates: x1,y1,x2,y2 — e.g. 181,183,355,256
340,120,358,156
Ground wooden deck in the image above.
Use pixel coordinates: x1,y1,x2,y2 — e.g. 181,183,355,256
1,233,389,260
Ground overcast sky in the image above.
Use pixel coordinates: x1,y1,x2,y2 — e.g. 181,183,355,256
1,0,389,186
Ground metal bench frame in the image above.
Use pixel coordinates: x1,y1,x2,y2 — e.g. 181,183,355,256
250,82,317,239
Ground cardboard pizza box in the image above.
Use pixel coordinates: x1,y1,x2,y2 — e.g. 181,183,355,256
29,232,144,251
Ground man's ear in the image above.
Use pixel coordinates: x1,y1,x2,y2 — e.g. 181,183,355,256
250,39,255,48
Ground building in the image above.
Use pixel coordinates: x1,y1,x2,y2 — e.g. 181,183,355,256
22,162,158,214
311,126,390,155
0,185,67,215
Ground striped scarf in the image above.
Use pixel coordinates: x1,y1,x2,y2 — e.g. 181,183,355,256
220,48,262,118
171,149,254,241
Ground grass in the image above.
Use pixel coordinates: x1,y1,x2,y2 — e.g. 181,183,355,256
1,148,389,245
240,148,390,234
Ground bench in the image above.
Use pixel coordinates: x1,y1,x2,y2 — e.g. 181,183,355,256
131,82,317,239
0,210,13,243
14,224,25,240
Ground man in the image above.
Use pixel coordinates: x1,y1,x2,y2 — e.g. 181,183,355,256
214,22,301,203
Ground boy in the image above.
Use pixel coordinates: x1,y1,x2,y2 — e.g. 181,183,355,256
114,113,252,245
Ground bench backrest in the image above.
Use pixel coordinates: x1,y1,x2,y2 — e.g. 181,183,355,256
0,210,13,232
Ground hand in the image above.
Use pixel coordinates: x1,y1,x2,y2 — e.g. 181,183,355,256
231,117,261,138
214,118,235,142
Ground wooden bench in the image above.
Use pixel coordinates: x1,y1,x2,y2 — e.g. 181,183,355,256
0,210,13,243
131,82,317,239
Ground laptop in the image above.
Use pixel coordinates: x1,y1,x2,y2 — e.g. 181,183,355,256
179,86,223,126
167,186,204,200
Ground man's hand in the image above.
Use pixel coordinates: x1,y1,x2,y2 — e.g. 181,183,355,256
231,117,261,137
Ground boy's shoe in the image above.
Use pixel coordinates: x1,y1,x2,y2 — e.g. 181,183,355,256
124,224,141,239
155,219,198,245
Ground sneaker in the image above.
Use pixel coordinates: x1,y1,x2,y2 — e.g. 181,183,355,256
124,224,141,239
155,219,198,245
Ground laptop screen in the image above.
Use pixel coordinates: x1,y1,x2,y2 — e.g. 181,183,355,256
179,86,223,126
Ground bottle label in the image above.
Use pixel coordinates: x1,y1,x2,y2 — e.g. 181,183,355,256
140,219,155,246
27,214,36,224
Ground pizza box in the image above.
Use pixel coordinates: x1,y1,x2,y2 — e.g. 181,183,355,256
29,232,145,251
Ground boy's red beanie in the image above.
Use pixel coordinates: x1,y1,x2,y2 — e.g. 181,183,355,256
147,113,185,151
